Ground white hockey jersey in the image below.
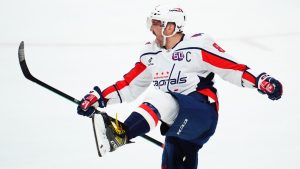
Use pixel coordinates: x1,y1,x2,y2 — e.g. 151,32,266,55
102,33,259,110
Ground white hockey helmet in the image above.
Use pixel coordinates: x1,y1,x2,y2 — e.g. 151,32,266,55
147,4,186,34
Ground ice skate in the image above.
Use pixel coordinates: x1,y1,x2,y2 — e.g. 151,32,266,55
92,113,127,157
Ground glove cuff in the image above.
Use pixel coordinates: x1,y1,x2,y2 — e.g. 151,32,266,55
256,72,268,88
93,86,107,108
256,72,271,95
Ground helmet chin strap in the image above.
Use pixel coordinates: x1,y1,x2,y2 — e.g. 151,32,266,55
161,26,177,47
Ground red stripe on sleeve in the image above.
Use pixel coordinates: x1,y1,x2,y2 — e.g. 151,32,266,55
102,86,116,98
242,71,256,85
201,50,247,71
139,103,159,126
116,62,147,89
102,62,147,98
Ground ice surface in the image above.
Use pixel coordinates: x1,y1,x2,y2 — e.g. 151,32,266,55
0,0,299,169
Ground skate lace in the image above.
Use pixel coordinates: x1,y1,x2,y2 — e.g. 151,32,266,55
113,113,126,136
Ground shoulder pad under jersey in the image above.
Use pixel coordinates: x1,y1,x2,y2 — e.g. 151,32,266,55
139,41,162,63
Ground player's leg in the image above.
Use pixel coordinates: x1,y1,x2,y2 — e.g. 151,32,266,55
160,91,218,168
94,89,180,154
164,92,218,145
161,137,202,169
161,137,181,169
123,89,180,140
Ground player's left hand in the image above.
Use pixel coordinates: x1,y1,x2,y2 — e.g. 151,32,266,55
77,86,106,117
256,73,283,100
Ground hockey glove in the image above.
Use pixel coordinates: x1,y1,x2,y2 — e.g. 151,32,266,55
256,73,283,100
77,86,106,117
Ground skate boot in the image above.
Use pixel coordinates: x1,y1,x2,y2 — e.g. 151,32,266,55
92,112,128,157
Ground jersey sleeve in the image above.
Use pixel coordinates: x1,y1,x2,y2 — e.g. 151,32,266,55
199,34,259,88
102,62,153,105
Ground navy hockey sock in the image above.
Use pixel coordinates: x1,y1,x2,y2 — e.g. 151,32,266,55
124,112,151,140
124,102,160,140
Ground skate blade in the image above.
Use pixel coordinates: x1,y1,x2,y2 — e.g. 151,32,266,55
92,114,111,157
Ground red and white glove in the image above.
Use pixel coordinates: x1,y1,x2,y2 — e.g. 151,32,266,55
77,86,106,117
256,73,283,100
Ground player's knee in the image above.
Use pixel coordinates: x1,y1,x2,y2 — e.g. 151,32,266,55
143,89,179,125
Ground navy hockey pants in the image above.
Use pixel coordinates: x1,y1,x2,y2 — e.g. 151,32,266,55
161,92,218,169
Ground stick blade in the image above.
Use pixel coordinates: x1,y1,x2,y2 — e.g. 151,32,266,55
18,41,25,62
18,41,34,80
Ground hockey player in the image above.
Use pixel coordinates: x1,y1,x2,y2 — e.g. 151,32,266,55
77,4,283,169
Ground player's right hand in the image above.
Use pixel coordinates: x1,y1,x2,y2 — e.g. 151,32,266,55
256,73,283,100
77,86,106,117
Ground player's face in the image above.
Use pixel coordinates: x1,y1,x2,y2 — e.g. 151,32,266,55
149,19,164,47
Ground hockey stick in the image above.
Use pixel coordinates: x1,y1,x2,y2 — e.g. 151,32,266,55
17,41,164,152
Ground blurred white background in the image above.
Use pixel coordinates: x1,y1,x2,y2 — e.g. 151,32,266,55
0,0,299,169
